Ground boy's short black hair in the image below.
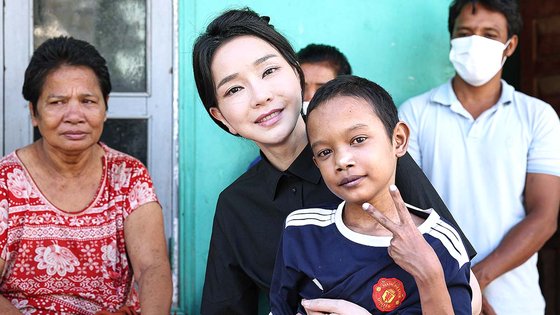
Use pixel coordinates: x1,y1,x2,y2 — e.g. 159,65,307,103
297,44,352,76
22,36,111,113
192,8,305,135
448,0,522,38
305,75,399,139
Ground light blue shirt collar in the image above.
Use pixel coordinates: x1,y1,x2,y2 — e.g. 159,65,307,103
430,79,515,119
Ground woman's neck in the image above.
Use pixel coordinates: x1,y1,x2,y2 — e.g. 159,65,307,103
29,140,103,178
259,116,308,171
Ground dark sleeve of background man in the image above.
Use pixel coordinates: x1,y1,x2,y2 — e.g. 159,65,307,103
396,152,477,259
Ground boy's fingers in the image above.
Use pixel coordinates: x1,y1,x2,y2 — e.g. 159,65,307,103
362,202,398,232
389,185,414,225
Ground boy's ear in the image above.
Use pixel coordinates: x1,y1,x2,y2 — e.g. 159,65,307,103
209,107,238,135
392,121,409,157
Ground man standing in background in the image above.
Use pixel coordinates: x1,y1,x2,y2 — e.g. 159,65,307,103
297,43,352,113
399,0,560,314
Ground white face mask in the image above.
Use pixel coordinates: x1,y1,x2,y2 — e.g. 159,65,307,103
449,35,511,87
302,101,310,115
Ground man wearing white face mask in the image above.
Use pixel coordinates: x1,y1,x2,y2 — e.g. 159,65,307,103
399,1,560,314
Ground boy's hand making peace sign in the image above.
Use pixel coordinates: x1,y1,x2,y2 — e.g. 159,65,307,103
362,184,442,279
362,185,455,315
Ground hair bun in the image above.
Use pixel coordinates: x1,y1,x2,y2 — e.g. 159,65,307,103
259,15,270,24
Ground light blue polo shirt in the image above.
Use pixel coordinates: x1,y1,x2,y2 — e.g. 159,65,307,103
399,79,560,315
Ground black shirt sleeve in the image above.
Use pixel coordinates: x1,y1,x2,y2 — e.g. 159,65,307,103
396,152,477,259
200,200,259,315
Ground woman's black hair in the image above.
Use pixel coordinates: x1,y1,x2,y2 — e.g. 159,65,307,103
22,36,111,113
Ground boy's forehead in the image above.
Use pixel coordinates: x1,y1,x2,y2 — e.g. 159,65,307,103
313,95,370,112
308,96,376,127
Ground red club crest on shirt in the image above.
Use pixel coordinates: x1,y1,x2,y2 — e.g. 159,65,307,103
372,277,406,312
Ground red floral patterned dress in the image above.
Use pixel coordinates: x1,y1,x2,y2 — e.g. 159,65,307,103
0,144,159,314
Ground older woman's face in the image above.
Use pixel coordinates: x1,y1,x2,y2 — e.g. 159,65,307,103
31,65,107,154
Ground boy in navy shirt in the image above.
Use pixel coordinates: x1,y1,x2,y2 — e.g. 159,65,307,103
270,75,472,314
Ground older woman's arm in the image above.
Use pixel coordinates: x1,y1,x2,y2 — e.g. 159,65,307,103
125,202,172,314
0,298,20,314
0,260,22,314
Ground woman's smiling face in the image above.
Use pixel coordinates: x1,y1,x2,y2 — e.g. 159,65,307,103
209,35,303,147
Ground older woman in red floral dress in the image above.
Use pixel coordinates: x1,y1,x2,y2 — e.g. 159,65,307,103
0,37,172,314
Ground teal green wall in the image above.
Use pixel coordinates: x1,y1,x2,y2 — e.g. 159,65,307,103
178,1,452,313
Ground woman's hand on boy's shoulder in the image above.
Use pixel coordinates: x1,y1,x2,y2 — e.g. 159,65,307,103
362,185,443,282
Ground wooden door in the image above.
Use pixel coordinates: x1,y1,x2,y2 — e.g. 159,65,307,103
519,1,560,314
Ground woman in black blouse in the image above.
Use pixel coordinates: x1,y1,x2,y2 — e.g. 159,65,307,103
192,8,477,315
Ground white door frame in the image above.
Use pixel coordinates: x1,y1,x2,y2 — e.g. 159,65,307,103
4,0,32,156
0,3,4,155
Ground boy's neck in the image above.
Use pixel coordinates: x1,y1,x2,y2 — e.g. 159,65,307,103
342,198,425,236
342,197,400,236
